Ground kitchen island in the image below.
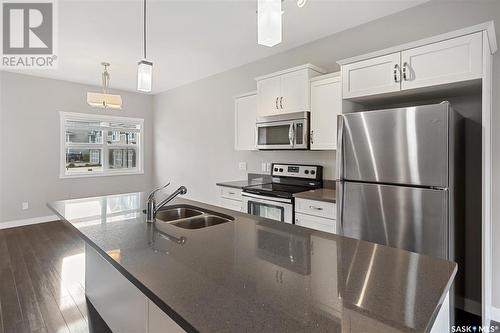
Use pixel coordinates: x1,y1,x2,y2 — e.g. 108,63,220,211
48,192,456,333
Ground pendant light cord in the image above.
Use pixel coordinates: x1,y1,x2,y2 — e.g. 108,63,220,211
143,0,147,59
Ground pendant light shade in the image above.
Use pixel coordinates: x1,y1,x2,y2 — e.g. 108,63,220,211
258,0,282,47
137,0,152,93
137,59,153,92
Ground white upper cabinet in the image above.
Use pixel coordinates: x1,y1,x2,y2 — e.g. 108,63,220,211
234,92,257,151
256,77,281,116
256,64,326,117
339,31,485,99
310,73,342,150
280,69,310,113
401,32,482,90
341,53,401,99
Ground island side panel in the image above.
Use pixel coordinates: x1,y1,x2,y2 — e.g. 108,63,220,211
85,244,186,333
430,292,450,333
85,244,148,332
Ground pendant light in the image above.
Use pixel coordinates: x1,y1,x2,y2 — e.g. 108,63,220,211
87,62,123,110
257,0,282,47
137,0,153,92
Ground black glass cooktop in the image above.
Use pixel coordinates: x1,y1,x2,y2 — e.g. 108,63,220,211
243,183,313,199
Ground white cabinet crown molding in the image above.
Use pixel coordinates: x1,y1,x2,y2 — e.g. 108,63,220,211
233,91,257,99
255,63,327,82
337,21,497,66
309,71,341,83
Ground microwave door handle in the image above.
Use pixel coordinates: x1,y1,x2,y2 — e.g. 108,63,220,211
288,123,295,147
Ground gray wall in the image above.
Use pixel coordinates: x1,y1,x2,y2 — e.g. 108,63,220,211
0,72,154,222
152,0,500,310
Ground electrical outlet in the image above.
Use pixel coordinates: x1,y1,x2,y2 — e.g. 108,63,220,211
266,163,271,172
261,162,267,172
239,162,247,171
22,202,29,210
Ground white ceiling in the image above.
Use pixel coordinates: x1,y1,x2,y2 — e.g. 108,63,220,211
8,0,428,94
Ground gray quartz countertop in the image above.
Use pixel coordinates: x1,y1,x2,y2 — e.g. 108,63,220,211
48,192,456,333
294,188,336,203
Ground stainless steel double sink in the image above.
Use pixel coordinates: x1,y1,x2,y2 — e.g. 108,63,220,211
154,204,234,229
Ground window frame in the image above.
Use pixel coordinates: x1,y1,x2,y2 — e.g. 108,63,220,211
60,112,144,179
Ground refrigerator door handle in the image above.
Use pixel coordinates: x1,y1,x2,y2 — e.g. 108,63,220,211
337,180,344,234
336,114,344,181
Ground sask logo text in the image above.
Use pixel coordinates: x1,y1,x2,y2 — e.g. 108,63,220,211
1,1,57,68
452,325,499,333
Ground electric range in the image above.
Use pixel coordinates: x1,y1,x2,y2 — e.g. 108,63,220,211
242,163,323,224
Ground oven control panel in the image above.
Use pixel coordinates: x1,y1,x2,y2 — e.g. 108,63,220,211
271,163,322,180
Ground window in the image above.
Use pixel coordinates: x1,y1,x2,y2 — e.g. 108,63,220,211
60,112,144,178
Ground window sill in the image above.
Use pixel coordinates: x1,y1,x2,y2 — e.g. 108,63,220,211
59,170,144,179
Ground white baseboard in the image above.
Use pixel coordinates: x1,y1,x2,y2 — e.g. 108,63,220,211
0,215,59,230
456,296,481,316
492,306,500,322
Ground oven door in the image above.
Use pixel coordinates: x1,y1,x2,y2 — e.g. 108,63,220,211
242,192,293,223
256,119,308,150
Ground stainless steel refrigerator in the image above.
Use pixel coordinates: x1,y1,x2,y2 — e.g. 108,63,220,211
336,102,463,261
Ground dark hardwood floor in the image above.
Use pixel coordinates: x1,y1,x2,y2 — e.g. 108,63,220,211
0,221,111,333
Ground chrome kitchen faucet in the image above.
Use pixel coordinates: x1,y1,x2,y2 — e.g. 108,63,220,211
146,183,188,223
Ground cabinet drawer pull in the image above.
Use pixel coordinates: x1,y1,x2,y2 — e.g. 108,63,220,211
275,97,279,109
280,97,283,109
393,64,401,83
309,205,323,210
228,192,235,195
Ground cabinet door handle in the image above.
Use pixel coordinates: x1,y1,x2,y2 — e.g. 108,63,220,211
311,130,314,145
393,64,401,83
280,97,283,109
402,62,409,81
280,271,283,284
309,205,323,210
275,270,279,283
275,97,279,109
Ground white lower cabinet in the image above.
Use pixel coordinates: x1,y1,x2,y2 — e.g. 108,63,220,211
295,213,336,234
295,198,337,234
218,186,243,212
85,244,185,333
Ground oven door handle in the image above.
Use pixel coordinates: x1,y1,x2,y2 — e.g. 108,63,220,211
242,192,293,204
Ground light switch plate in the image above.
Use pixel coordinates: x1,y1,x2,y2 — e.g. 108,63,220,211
239,162,247,171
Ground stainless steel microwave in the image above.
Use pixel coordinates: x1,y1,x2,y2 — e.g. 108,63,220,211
256,112,309,150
